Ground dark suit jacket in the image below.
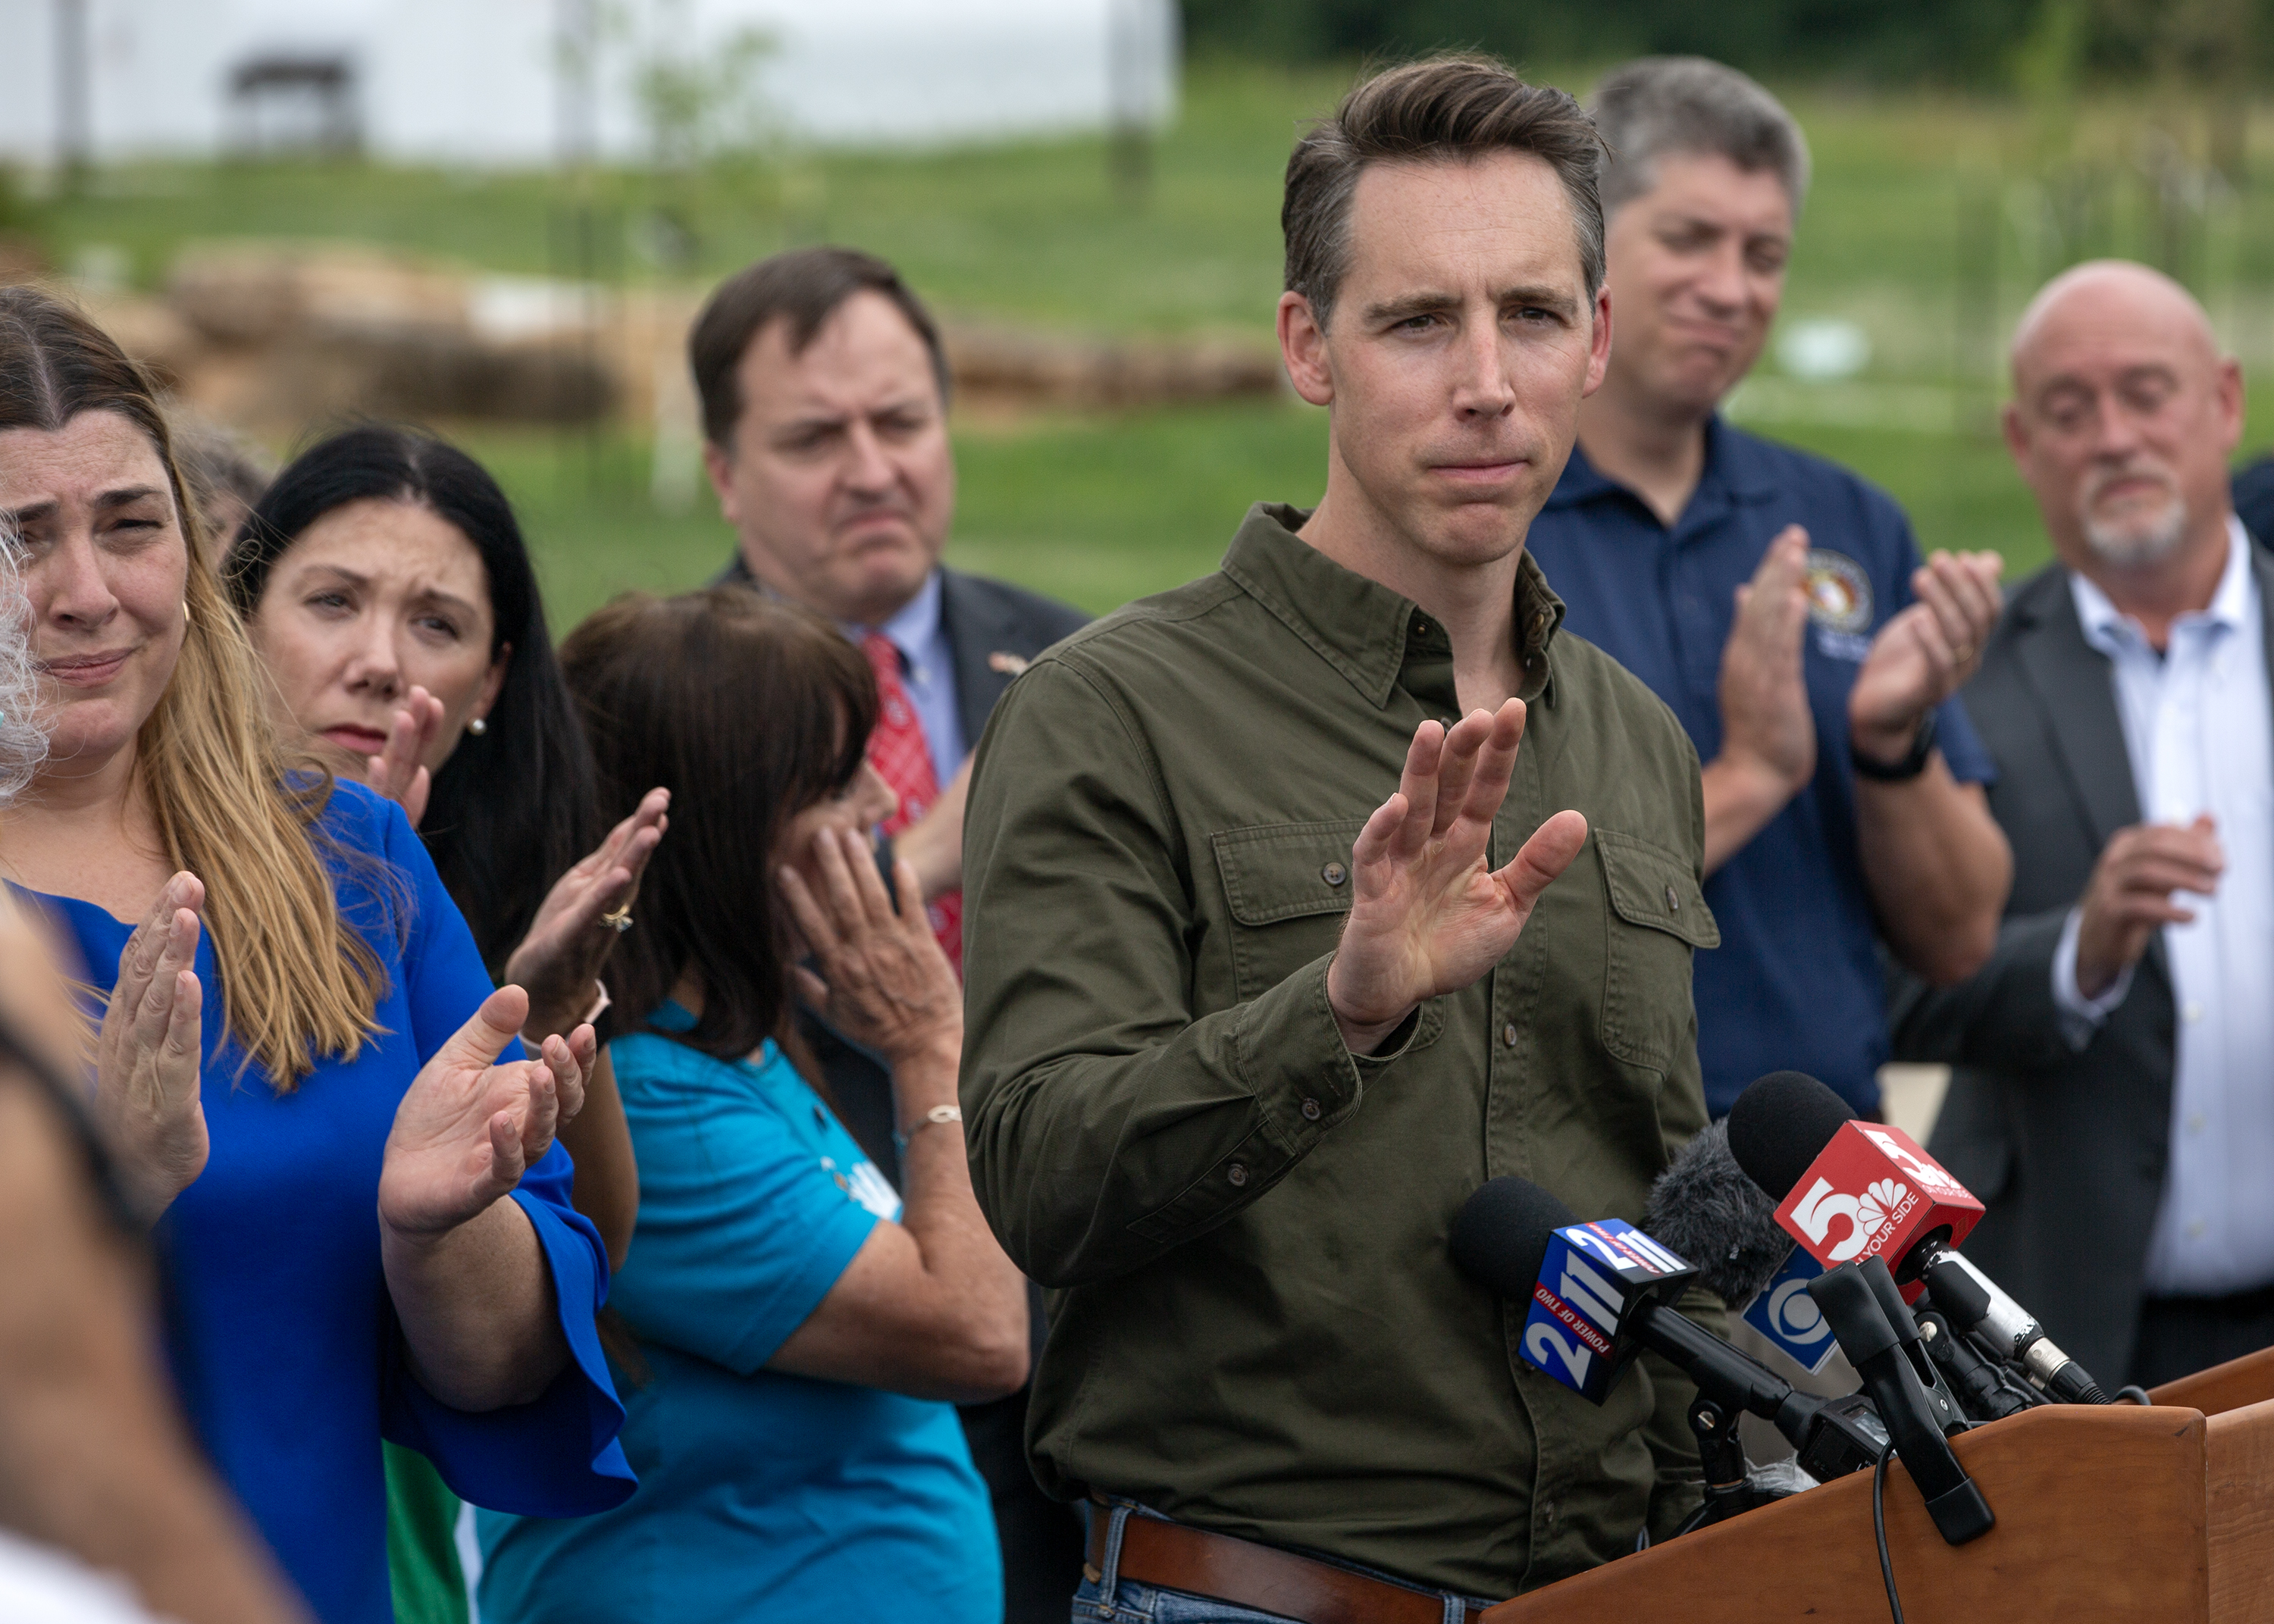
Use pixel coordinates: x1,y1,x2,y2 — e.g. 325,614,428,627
1890,547,2274,1383
715,552,1088,794
709,549,1089,1172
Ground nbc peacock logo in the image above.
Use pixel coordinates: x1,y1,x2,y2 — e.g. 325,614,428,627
1790,1174,1915,1264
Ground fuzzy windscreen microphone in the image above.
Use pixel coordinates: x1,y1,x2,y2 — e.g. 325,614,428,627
1643,1119,1796,1310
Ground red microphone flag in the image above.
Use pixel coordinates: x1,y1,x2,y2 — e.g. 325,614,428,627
1771,1122,1984,1300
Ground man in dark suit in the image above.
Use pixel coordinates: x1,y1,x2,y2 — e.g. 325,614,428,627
1893,260,2272,1391
693,246,1088,1622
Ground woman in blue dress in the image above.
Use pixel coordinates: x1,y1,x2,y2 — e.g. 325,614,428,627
224,423,666,1624
478,588,1030,1624
0,287,632,1622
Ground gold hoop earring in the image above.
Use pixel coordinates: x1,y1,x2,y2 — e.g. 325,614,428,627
181,599,193,627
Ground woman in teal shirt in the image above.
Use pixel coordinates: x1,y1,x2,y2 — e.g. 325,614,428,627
479,589,1029,1624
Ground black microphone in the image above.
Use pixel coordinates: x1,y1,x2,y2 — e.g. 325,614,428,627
1450,1178,1887,1486
1856,1248,1969,1436
1644,1119,1795,1310
1726,1069,2111,1405
1809,1259,1997,1546
1916,1307,2038,1421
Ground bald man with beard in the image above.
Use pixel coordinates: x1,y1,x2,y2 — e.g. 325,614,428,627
1892,260,2274,1389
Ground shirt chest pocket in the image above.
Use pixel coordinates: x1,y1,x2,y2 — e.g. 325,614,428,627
1212,818,1371,1006
1595,828,1719,1075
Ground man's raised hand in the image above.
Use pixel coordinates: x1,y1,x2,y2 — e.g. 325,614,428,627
1326,702,1590,1054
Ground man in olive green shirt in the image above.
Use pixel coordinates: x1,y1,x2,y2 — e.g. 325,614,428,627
962,58,1722,1608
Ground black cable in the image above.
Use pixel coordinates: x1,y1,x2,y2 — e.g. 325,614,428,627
1872,1438,1906,1624
2116,1385,2153,1407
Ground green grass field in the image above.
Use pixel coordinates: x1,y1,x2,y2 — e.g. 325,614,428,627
23,60,2274,628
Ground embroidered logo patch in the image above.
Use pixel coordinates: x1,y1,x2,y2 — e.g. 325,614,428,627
1804,549,1874,634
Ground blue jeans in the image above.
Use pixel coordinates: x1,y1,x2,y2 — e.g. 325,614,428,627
1071,1501,1493,1624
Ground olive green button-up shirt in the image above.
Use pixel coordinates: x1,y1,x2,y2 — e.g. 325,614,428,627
960,504,1724,1599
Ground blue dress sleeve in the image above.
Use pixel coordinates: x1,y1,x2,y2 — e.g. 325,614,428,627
349,787,635,1513
608,1037,880,1377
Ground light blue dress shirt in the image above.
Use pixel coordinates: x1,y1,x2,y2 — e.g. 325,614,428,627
2053,518,2274,1295
847,568,965,790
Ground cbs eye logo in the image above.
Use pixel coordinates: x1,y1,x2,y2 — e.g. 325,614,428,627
1765,1275,1831,1346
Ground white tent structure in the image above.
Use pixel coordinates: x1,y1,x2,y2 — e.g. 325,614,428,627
0,0,1180,170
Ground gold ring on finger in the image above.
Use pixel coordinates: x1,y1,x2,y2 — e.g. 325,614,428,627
600,906,634,934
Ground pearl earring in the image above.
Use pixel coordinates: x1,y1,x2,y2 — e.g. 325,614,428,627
467,717,488,736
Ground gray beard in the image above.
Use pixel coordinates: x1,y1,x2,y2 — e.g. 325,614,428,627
2083,495,2189,568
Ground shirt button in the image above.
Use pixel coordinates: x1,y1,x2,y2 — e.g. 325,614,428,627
2187,1113,2206,1134
1301,1098,1322,1121
1227,1162,1248,1187
1322,861,1348,887
2188,1219,2207,1240
1502,1023,1518,1048
1412,615,1432,639
2185,1002,2205,1023
1665,885,1680,912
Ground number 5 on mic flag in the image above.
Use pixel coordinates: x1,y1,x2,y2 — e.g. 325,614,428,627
1743,1246,1838,1375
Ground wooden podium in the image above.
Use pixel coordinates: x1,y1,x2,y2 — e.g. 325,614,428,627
1474,1346,2274,1623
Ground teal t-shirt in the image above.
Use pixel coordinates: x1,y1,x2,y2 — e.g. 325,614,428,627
476,1012,1002,1624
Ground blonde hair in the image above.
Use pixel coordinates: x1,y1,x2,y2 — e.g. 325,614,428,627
0,286,384,1087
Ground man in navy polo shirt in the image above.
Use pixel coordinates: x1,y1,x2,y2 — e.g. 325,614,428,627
1526,57,2015,1117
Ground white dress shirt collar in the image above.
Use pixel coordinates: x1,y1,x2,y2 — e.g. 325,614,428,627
2069,515,2254,657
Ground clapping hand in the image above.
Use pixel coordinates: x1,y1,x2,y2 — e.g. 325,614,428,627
502,787,671,1039
95,871,208,1224
2074,815,2224,1000
377,986,596,1241
1718,524,1817,799
364,686,446,828
1326,702,1590,1053
778,825,960,1069
1850,550,2004,765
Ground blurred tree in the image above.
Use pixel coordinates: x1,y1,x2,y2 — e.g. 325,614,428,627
1179,0,2042,83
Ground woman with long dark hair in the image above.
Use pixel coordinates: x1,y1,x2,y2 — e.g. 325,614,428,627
224,425,662,1623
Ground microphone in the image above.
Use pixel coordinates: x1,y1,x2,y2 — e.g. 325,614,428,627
1808,1258,1996,1546
1726,1070,2111,1405
1451,1178,1887,1487
1644,1119,1796,1309
1916,1244,2110,1407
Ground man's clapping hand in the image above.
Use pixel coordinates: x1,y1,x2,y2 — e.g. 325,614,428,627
1326,702,1589,1054
1717,524,1817,804
2075,815,2223,1000
1850,550,2004,766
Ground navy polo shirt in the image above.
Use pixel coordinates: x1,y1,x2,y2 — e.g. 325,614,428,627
1525,418,1994,1118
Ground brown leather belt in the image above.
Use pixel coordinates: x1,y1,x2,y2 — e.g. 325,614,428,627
1085,1504,1478,1624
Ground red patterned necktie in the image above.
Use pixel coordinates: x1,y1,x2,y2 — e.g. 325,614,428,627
859,632,963,974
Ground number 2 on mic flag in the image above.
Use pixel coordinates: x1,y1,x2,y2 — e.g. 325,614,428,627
1518,1219,1695,1404
1743,1246,1838,1375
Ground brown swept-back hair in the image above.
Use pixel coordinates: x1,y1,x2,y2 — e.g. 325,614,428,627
689,246,951,449
559,587,876,1062
1283,55,1609,331
0,285,386,1086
